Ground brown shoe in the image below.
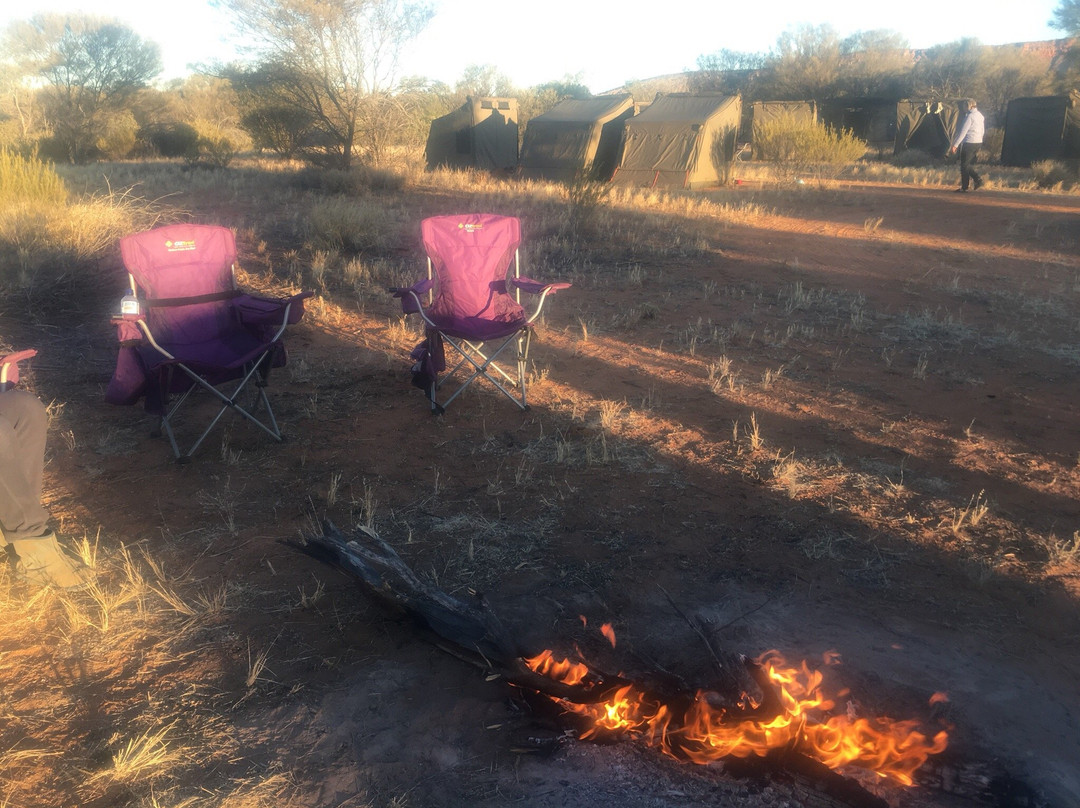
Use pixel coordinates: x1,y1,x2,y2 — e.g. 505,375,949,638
7,533,94,589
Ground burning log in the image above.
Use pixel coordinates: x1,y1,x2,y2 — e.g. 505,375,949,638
296,522,952,807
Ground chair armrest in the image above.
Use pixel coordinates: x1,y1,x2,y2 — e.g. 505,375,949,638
1,349,37,389
235,291,314,326
390,278,435,314
510,278,572,325
110,317,146,345
512,277,572,296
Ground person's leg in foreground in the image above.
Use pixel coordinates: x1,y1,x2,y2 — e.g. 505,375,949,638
0,391,92,588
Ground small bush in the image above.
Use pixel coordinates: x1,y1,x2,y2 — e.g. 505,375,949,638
981,128,1004,163
294,166,407,194
96,110,139,160
138,123,200,159
305,197,398,254
890,148,939,168
188,120,252,169
753,114,867,183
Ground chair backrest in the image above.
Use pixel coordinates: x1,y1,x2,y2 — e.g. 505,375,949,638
421,214,522,325
120,224,239,346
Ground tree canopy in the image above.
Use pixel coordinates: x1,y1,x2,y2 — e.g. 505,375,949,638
2,14,161,161
221,0,432,168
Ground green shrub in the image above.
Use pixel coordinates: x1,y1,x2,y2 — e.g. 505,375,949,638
96,110,139,160
753,114,867,183
138,123,200,159
981,128,1004,163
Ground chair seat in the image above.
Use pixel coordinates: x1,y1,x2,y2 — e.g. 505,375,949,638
141,328,276,373
429,314,529,341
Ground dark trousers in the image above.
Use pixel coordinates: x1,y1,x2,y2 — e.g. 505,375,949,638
0,390,50,543
959,143,982,190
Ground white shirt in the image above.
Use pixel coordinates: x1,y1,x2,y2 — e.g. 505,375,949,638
951,108,985,149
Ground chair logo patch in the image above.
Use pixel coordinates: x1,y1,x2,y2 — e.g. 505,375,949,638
457,222,484,233
165,239,197,252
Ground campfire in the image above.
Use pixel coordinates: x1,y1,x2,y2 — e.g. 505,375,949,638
299,523,967,806
522,624,948,786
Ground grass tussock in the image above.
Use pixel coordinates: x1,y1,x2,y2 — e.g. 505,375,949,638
0,151,169,290
304,196,401,254
1030,159,1079,190
0,541,292,807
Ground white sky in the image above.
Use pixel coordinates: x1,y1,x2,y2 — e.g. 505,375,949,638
2,0,1067,93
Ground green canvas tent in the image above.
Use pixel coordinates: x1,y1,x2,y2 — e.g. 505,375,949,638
519,94,636,181
612,93,742,189
1000,91,1080,166
893,100,966,157
424,97,519,172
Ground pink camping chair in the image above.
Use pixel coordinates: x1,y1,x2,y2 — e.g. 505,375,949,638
392,214,570,413
105,223,312,462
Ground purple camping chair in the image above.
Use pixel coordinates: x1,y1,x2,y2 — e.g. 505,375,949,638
106,223,312,462
391,214,570,413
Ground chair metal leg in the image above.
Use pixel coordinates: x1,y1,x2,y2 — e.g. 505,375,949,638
436,332,528,411
158,358,285,462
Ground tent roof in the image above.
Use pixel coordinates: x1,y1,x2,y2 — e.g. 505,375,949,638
634,93,739,124
530,94,634,124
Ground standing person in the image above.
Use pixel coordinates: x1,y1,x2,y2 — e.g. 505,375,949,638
948,99,985,192
1,352,93,589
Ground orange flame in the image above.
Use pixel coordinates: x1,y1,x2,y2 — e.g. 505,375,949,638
522,648,947,785
523,649,591,686
600,623,617,648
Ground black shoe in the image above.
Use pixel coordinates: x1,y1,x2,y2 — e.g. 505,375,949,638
954,187,968,193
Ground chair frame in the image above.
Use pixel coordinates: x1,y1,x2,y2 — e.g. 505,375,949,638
126,268,301,461
396,238,565,414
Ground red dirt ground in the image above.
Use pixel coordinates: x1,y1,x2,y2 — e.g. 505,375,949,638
7,178,1080,807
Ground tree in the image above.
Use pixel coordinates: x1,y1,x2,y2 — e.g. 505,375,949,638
836,30,914,98
6,14,162,161
691,49,765,96
222,0,433,169
764,24,845,100
1051,0,1080,34
979,46,1054,123
911,38,987,101
454,64,516,99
